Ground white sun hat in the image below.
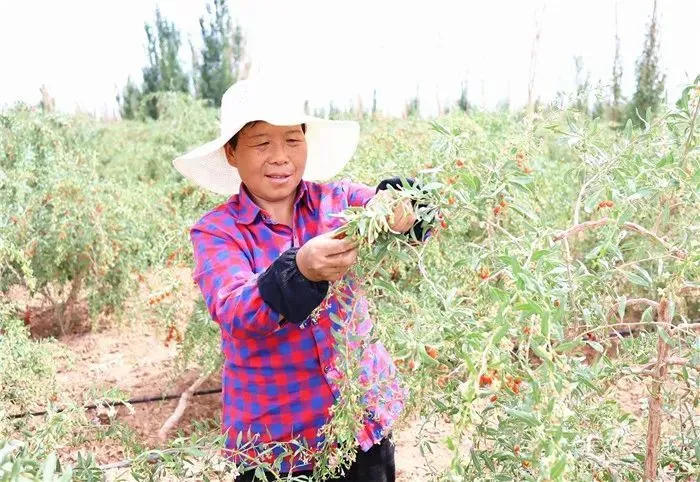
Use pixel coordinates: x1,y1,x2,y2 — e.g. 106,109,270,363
172,78,360,195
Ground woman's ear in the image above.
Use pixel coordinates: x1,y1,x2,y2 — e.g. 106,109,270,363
224,143,237,168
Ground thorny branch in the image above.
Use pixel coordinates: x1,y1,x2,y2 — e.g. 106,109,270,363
553,218,687,260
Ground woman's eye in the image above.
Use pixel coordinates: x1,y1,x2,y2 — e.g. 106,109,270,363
255,142,269,147
287,139,302,144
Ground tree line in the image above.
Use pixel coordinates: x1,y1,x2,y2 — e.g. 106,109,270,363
117,0,248,120
118,0,668,127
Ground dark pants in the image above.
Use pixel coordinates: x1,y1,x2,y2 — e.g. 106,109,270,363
235,436,395,482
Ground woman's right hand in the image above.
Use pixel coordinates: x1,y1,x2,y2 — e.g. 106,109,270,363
296,230,358,282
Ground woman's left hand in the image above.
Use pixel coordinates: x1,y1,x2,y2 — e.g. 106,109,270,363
371,190,417,234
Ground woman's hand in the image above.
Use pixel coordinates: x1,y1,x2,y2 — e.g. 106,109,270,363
296,230,358,282
371,189,417,233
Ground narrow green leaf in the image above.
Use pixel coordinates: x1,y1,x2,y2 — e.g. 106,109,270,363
510,203,539,222
588,341,604,353
482,452,496,471
622,270,650,287
550,456,567,479
627,188,653,202
658,328,675,347
504,408,539,427
492,323,510,345
510,176,534,188
656,152,675,167
470,450,483,471
515,301,543,315
555,340,582,353
540,312,550,337
617,296,627,322
667,298,675,322
421,182,444,191
584,190,603,214
42,453,57,482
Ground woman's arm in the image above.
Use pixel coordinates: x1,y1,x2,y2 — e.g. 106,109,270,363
191,222,329,339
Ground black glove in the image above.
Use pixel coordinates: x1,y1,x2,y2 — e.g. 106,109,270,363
376,176,435,242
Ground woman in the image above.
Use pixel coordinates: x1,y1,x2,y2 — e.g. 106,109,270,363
173,78,426,481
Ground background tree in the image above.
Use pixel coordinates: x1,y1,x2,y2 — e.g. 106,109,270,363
371,89,378,117
630,0,665,126
117,8,189,120
117,77,141,120
458,80,469,112
610,0,624,126
405,85,420,118
195,0,246,107
573,56,591,114
38,85,55,113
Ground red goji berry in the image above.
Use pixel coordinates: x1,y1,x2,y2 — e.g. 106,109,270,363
425,345,439,359
479,374,493,387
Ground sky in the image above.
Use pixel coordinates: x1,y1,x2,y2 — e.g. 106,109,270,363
1,0,699,118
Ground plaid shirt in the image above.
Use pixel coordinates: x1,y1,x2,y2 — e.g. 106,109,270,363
190,180,406,472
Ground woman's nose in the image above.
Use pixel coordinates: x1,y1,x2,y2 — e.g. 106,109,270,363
269,141,290,163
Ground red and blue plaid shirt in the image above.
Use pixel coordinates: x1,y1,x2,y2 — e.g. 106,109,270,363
190,180,406,472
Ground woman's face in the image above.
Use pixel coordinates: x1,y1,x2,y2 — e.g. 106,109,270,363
225,121,307,206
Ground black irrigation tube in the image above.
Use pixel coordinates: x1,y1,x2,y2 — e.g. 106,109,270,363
8,321,699,421
8,386,223,420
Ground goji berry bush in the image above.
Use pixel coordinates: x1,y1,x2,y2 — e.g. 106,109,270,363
0,79,698,481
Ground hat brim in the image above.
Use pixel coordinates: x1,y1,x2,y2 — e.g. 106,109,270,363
172,115,359,195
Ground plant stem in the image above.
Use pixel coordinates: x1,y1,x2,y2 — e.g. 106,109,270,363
573,174,600,227
562,237,578,330
644,298,671,481
553,218,686,259
606,298,659,323
681,92,700,170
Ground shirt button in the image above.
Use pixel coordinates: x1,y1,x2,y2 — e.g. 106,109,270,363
324,366,331,373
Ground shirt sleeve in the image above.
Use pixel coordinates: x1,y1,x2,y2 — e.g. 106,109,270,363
337,179,376,207
190,220,285,339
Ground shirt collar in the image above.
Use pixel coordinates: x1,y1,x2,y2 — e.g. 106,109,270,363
233,181,316,225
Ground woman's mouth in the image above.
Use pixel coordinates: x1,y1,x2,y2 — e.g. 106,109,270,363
265,174,292,184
